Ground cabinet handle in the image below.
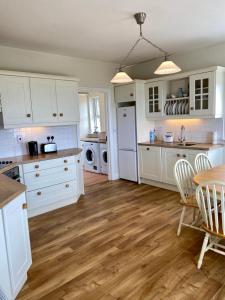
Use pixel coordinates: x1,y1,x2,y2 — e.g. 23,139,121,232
37,191,42,196
183,154,186,158
53,113,57,117
65,184,69,188
59,113,63,117
22,203,27,209
146,147,150,151
26,113,31,118
77,159,80,163
190,107,194,110
130,93,134,97
35,173,40,177
64,167,68,171
34,164,39,169
64,159,68,163
177,154,180,157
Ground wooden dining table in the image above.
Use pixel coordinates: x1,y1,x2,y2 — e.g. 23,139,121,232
194,164,225,186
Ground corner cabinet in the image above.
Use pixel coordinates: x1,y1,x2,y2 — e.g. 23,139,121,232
0,71,79,128
1,192,32,299
145,81,164,118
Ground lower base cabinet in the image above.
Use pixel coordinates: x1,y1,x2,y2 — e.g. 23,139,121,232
138,145,224,188
0,192,32,300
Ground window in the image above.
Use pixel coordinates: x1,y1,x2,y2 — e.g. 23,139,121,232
88,96,101,133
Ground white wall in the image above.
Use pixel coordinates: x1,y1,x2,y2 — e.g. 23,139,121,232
0,45,117,88
79,94,89,138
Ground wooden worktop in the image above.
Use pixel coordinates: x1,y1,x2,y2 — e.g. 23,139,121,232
80,137,107,144
0,175,26,208
138,141,224,151
0,148,82,208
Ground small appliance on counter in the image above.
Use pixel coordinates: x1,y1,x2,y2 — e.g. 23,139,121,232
28,141,39,156
163,132,174,143
41,136,57,154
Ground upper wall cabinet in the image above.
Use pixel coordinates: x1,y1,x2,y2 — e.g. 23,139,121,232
0,76,33,126
144,66,225,120
30,78,58,124
0,71,79,128
56,80,79,123
114,83,135,102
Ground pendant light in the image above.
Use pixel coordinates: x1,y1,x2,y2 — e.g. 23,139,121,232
110,12,181,83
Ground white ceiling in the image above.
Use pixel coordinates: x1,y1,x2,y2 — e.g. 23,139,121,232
0,0,225,64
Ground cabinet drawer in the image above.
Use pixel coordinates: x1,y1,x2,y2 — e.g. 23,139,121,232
26,181,77,211
24,165,76,191
23,156,75,173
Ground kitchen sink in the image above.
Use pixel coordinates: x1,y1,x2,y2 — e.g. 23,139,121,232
177,142,197,146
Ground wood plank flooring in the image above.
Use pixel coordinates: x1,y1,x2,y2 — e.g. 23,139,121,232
18,180,225,300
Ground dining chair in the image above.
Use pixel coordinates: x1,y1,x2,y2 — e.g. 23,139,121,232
196,181,225,269
195,153,212,173
174,159,203,236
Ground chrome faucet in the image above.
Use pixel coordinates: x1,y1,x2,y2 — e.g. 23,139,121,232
178,125,186,143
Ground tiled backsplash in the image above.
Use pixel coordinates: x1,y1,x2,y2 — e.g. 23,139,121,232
155,118,223,143
0,125,78,158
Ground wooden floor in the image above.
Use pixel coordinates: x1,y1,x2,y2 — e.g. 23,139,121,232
83,170,108,186
18,180,225,300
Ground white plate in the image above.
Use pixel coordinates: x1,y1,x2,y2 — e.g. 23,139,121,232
185,102,189,114
181,102,186,114
164,102,169,115
172,102,177,115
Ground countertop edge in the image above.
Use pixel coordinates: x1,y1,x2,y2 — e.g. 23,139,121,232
138,142,224,151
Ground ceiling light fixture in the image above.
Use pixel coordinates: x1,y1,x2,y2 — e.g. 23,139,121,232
110,12,181,83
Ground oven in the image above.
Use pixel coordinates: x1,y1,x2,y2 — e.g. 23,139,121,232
2,165,21,182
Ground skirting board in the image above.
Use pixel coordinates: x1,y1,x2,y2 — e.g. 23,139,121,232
28,196,80,218
140,177,178,192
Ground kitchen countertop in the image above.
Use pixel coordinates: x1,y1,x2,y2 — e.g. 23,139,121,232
138,141,224,151
0,174,26,208
80,137,107,144
0,148,82,208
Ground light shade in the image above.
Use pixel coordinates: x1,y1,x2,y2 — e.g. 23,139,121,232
154,60,181,75
110,71,133,84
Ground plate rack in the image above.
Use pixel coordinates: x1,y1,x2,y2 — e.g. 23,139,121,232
164,97,190,116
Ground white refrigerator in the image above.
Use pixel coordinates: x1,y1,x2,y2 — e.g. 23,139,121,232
117,106,138,182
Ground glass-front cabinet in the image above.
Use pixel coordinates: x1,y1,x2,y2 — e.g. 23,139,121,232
145,81,164,118
189,72,214,116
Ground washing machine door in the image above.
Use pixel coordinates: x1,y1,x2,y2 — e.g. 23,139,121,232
102,150,107,165
85,147,95,165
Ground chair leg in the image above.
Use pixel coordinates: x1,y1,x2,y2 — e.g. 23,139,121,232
192,207,196,223
197,233,209,269
177,206,186,236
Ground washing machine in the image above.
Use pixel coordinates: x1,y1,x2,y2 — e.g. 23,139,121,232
100,143,108,174
82,142,101,173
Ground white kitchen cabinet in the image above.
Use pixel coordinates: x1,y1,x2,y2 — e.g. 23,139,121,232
0,213,12,300
139,145,162,181
30,78,58,123
56,80,79,123
114,83,135,102
2,192,32,299
145,81,164,118
0,75,32,127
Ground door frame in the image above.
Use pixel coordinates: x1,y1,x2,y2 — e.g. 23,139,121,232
78,86,119,181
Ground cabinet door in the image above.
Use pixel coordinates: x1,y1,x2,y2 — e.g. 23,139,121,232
30,78,58,123
0,212,12,300
190,72,214,116
56,80,79,123
0,75,32,126
114,84,135,102
145,81,164,118
3,193,32,297
161,148,188,185
139,146,162,181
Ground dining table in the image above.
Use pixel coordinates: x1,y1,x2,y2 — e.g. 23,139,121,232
193,164,225,186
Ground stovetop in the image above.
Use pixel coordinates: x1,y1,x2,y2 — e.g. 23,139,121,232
0,160,15,169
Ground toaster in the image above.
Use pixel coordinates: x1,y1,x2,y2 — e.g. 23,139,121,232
40,143,57,154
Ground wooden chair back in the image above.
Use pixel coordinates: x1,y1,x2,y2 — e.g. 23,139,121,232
196,181,225,236
195,153,212,173
174,159,196,204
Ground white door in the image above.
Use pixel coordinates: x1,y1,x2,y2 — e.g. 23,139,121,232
117,106,136,150
114,83,135,102
3,193,32,297
190,72,214,116
139,146,162,181
30,78,58,123
161,148,188,185
119,150,137,182
56,80,79,123
0,75,32,126
0,213,12,300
